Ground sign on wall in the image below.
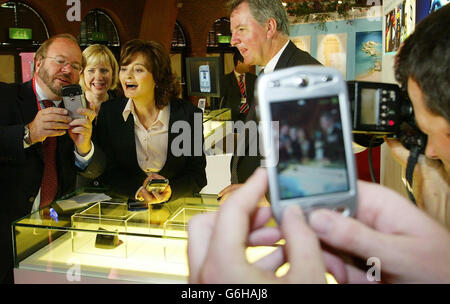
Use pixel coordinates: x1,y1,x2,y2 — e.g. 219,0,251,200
9,28,32,40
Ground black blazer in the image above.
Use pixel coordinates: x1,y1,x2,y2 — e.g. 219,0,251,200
87,96,207,201
220,71,257,122
0,80,101,283
234,41,321,183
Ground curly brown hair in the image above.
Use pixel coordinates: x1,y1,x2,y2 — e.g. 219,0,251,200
120,39,180,109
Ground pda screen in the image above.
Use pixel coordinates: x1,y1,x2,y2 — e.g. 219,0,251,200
270,96,349,200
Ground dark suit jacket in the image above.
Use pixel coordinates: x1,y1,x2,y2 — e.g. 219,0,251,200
86,96,207,202
221,71,257,122
234,41,321,183
0,80,101,283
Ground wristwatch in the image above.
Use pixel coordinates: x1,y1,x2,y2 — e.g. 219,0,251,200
23,124,32,145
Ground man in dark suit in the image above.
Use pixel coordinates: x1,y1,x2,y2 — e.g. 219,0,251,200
0,34,99,283
219,0,321,197
221,50,257,123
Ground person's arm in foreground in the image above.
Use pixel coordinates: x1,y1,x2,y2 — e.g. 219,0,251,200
309,180,450,283
189,168,450,284
188,168,327,284
385,138,449,227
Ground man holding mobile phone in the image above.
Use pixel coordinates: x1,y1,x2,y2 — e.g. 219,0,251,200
0,34,101,283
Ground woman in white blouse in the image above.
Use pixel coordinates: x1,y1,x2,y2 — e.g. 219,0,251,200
85,39,207,205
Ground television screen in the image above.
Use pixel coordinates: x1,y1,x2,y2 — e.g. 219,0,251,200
186,57,223,98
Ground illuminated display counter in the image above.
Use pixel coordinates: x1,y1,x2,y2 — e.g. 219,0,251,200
12,108,236,284
12,192,279,284
12,109,339,284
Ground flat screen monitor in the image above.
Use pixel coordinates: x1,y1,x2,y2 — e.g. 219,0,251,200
186,56,223,98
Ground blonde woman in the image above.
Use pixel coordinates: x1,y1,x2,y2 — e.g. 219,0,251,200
80,44,119,114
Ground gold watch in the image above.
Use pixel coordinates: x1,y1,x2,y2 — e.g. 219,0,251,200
24,124,32,145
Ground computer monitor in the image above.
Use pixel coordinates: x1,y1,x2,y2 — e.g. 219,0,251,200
186,56,223,98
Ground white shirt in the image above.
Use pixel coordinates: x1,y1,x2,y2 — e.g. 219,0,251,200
233,70,245,82
122,98,170,175
261,40,290,74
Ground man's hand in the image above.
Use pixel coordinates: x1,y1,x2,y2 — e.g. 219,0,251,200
218,184,242,202
385,138,449,227
188,168,327,284
68,107,96,156
218,183,270,207
28,107,71,144
309,180,450,283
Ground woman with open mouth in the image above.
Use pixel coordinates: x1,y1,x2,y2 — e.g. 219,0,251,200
82,39,207,215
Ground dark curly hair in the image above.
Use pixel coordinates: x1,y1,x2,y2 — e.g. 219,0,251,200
395,4,450,123
120,39,180,109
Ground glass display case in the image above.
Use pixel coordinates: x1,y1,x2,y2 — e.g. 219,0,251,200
12,192,280,284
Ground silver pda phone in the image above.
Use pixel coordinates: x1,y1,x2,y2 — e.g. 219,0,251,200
61,84,86,119
256,66,357,223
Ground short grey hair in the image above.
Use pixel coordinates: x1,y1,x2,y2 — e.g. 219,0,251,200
227,0,290,36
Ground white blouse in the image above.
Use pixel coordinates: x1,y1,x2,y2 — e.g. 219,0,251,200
122,98,170,175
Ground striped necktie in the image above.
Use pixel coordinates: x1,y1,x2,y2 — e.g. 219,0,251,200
40,100,58,208
238,74,249,115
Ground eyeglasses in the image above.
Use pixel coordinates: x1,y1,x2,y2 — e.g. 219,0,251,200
44,56,82,71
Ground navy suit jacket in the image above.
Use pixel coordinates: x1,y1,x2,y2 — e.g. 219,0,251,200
87,96,207,202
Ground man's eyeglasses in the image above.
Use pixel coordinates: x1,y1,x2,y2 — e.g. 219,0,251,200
44,56,82,72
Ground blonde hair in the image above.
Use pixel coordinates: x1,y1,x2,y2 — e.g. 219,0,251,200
79,44,119,92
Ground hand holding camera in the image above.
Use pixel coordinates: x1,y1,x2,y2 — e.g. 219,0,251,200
188,168,328,284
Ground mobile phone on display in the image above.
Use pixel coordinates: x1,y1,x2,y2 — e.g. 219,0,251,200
199,65,211,93
145,178,169,194
257,66,358,223
61,84,86,119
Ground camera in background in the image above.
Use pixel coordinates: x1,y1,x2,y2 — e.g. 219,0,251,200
347,81,427,153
